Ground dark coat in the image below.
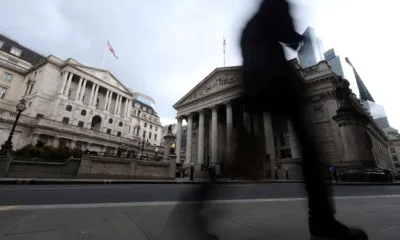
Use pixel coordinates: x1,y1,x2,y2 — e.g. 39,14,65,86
240,0,303,112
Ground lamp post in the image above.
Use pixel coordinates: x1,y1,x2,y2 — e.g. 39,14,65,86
170,143,176,154
155,147,159,158
138,138,149,159
1,99,27,156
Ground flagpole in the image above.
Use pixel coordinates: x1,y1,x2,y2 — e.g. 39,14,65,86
101,40,108,69
223,35,226,67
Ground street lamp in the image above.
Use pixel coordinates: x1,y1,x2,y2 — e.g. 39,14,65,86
155,147,159,157
1,99,27,156
170,143,176,154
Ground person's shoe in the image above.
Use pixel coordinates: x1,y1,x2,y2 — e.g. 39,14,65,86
310,220,368,240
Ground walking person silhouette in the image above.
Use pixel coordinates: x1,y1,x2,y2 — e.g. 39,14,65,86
240,0,368,239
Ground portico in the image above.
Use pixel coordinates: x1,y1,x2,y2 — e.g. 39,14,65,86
173,66,303,178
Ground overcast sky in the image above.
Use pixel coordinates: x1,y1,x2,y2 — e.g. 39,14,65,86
1,0,399,129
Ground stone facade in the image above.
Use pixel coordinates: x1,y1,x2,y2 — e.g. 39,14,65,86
173,60,394,179
0,34,169,155
130,97,162,146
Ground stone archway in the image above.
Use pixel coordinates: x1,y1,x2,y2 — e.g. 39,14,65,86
91,115,102,131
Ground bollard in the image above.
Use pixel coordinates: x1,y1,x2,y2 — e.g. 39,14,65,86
190,163,194,181
275,167,278,180
285,168,289,180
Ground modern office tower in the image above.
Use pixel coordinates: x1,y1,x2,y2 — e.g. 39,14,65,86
324,48,345,77
298,27,324,68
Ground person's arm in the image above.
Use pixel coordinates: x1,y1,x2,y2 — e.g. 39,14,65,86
276,0,303,49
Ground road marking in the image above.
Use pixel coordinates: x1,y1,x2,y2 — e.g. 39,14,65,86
1,194,400,211
379,226,398,232
0,206,18,211
0,186,132,191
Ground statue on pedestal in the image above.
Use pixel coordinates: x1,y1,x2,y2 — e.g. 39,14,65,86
336,76,353,109
336,76,353,108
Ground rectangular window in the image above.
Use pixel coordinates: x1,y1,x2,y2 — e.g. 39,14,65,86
390,147,396,153
0,86,7,99
144,123,147,127
10,47,22,57
78,121,84,127
149,132,152,139
155,127,158,131
143,131,146,139
393,155,398,161
62,117,69,124
395,163,400,168
107,129,111,134
36,114,44,118
154,134,157,140
28,84,34,94
2,73,12,82
150,125,153,129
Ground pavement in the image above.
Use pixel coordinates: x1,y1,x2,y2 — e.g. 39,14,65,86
1,183,400,239
1,196,400,239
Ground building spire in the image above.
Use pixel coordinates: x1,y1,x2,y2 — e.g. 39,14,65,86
345,57,375,102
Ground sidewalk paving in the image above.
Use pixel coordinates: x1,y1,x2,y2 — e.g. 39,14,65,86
0,177,399,185
1,196,400,239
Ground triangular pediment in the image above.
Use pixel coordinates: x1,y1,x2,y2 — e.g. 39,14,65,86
173,66,242,108
74,65,131,94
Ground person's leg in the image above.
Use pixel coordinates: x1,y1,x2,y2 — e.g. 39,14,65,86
286,86,367,239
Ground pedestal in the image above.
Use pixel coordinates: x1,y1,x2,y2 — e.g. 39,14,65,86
168,154,177,179
163,132,177,161
0,154,12,177
332,108,376,167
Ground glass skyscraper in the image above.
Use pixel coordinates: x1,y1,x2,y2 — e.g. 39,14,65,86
324,48,345,77
298,27,324,68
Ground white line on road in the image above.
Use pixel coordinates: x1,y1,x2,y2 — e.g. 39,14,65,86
0,186,132,190
1,194,400,211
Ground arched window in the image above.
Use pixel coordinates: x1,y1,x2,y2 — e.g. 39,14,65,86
119,122,123,127
106,129,111,134
109,118,113,124
117,131,121,137
81,110,86,116
66,105,72,112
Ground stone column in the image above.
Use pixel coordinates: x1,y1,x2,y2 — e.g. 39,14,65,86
197,110,205,165
70,140,76,149
242,105,251,133
104,89,110,111
226,102,233,161
64,72,73,97
211,106,218,163
53,136,60,148
287,118,301,158
88,83,96,107
107,92,113,111
26,84,33,96
31,133,39,146
93,85,100,108
117,96,123,115
185,114,193,165
59,71,68,94
114,95,120,114
126,100,131,118
74,77,83,101
79,79,87,102
263,112,276,160
176,117,183,163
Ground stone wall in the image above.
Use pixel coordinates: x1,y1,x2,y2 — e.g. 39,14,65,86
7,158,81,178
77,155,172,179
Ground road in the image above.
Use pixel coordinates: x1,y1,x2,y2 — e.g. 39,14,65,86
1,183,400,206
